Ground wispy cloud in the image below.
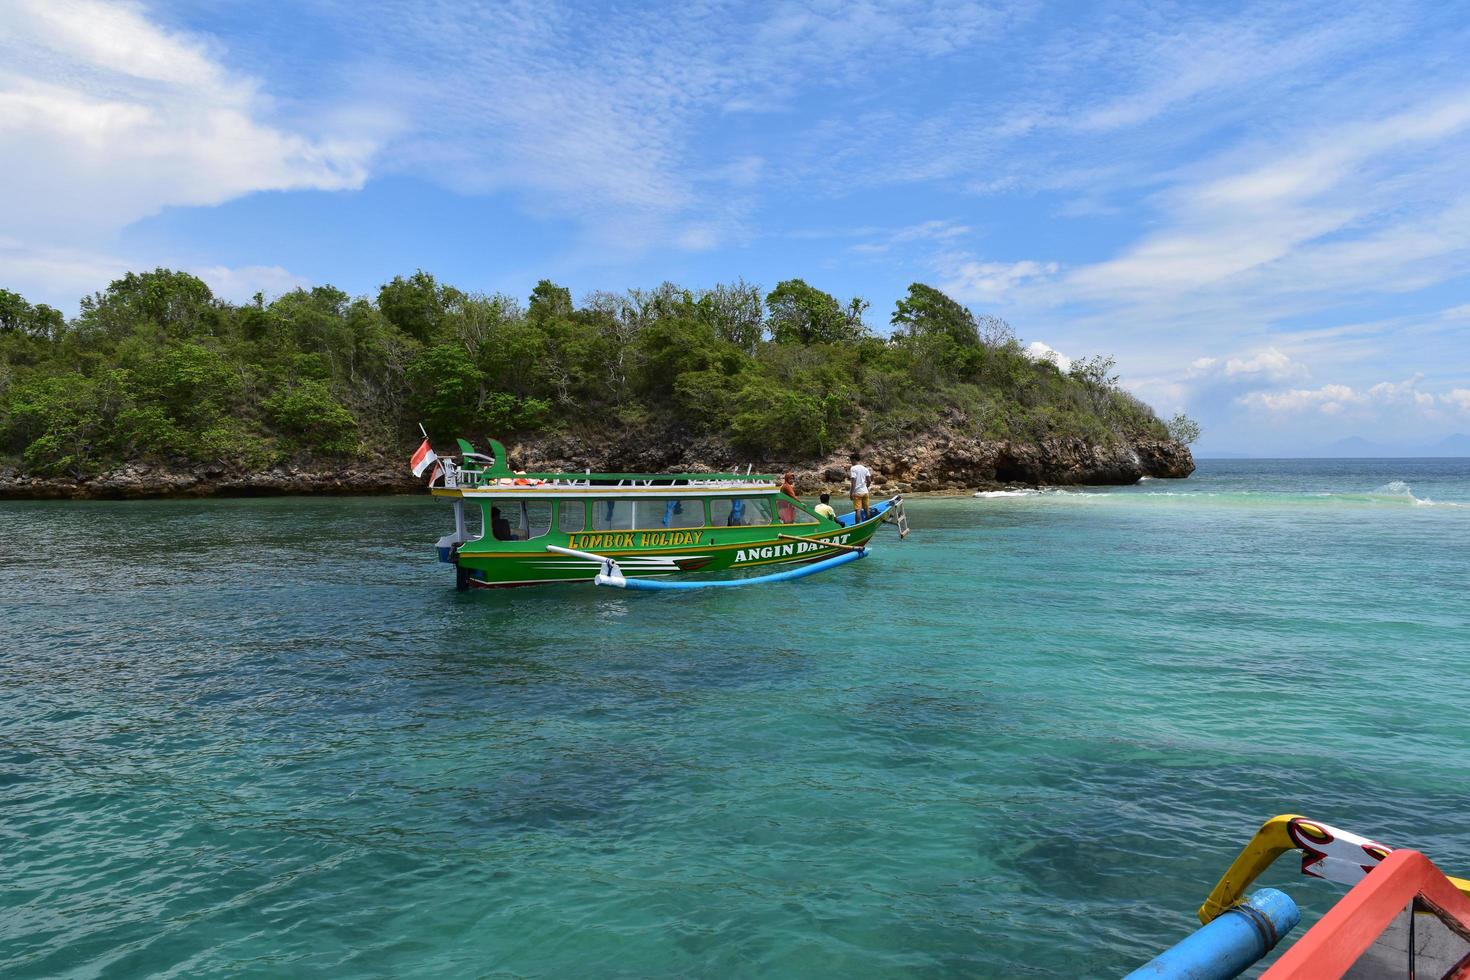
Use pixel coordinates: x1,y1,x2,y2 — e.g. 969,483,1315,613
939,258,1058,304
849,220,972,256
328,1,1020,255
1063,95,1470,307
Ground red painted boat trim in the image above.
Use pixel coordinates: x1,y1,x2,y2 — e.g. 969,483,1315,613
1262,849,1470,978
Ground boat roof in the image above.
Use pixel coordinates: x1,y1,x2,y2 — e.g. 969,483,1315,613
431,437,784,497
443,480,781,499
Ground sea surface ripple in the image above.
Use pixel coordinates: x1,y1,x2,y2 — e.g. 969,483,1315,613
3,459,1468,977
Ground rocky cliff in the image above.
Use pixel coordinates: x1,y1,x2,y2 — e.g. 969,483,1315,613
0,428,1193,500
516,427,1193,493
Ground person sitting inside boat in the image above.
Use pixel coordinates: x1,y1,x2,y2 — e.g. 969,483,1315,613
849,453,873,522
813,492,838,523
490,506,513,541
662,500,684,527
727,498,746,526
778,471,797,524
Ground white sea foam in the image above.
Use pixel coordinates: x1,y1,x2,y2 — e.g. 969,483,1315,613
970,477,1466,508
1365,480,1461,507
1371,480,1416,498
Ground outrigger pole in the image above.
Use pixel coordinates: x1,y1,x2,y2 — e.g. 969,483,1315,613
776,532,864,553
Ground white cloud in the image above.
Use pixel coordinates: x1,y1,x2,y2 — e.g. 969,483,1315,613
0,1,375,234
1188,347,1307,383
0,238,130,302
191,265,312,303
1444,389,1470,414
0,237,310,307
1239,383,1366,415
1024,341,1072,372
0,0,374,302
1238,375,1442,418
1367,377,1435,408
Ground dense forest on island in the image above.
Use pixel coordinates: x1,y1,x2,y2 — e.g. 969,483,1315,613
0,269,1195,484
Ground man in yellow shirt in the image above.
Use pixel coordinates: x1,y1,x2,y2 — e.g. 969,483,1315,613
813,492,839,522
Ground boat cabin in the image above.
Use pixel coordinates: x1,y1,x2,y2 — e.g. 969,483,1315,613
428,437,834,553
475,490,826,546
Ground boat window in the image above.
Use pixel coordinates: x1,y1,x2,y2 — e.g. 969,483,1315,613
633,498,705,530
487,504,514,541
709,496,776,527
490,499,552,541
558,500,586,533
591,499,634,531
776,497,819,526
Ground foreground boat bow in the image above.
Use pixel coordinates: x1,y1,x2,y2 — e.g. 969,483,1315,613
1128,814,1470,979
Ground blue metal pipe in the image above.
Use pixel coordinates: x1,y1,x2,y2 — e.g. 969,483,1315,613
608,548,867,590
1123,889,1300,980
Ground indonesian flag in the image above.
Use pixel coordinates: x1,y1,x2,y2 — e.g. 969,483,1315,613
410,438,439,477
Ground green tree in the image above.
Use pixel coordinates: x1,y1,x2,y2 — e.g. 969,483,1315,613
766,279,865,345
728,377,823,456
635,316,737,399
527,279,573,324
1166,412,1202,445
3,371,130,476
78,269,218,342
407,344,485,436
695,280,764,353
891,283,979,347
378,271,454,342
0,289,65,339
269,286,354,356
1069,354,1119,390
265,380,358,452
131,342,242,431
477,319,550,399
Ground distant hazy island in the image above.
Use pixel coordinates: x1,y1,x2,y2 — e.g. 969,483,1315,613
0,270,1195,499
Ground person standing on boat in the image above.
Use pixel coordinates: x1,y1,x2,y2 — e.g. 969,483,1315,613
778,471,797,524
814,492,839,523
849,453,873,522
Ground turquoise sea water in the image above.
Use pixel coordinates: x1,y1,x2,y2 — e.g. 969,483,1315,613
3,459,1468,977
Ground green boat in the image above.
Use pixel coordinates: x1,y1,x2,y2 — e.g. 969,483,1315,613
429,438,907,589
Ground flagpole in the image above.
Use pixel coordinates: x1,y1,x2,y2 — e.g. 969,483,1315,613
417,422,429,442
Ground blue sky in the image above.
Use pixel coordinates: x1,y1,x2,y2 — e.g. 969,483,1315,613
2,0,1469,454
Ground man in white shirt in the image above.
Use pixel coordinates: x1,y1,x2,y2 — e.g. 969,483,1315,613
848,453,873,522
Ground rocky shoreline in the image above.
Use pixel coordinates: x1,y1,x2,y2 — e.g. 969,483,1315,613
0,430,1193,501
